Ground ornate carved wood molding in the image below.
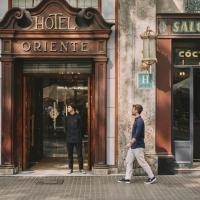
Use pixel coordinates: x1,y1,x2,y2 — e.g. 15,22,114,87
0,0,114,31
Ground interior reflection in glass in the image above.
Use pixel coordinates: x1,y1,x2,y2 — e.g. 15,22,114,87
173,68,190,140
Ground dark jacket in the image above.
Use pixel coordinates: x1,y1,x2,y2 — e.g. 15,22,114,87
131,116,145,149
65,113,82,143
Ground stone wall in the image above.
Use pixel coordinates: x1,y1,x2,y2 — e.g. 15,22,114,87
157,0,185,13
118,0,157,173
102,0,116,166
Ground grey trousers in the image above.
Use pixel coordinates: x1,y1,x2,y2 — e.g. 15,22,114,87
125,148,154,180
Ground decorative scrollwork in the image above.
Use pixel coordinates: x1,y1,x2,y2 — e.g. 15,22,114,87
0,8,32,29
76,7,114,29
14,9,24,20
76,8,96,28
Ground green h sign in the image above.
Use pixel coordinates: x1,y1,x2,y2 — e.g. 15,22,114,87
137,73,153,89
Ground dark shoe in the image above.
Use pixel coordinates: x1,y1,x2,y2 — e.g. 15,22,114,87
67,169,73,174
144,176,156,184
117,178,131,184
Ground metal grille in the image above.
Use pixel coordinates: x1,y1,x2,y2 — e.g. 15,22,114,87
185,0,200,13
12,0,99,9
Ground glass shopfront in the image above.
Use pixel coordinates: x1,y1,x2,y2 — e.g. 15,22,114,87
173,41,200,167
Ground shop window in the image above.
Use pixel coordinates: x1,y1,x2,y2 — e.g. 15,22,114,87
12,0,99,9
185,0,200,13
0,0,8,19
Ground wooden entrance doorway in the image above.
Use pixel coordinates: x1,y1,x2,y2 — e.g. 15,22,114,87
22,68,93,170
0,0,113,173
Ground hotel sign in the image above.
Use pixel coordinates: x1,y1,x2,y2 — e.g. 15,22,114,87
13,39,106,55
158,17,200,35
31,13,77,30
137,73,153,89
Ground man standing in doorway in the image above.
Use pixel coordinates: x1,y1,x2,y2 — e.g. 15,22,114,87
65,103,85,174
118,104,156,184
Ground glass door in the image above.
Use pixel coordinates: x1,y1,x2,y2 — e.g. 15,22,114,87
173,67,193,167
193,68,200,161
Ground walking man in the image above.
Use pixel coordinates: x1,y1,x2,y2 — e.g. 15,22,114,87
65,103,85,174
118,104,156,184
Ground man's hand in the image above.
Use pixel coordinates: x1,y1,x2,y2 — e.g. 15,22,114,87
126,142,132,149
125,138,136,149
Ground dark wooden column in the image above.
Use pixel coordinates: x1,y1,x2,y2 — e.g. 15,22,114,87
93,58,108,169
1,58,14,166
156,39,172,155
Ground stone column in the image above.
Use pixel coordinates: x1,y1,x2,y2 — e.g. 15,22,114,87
118,0,158,174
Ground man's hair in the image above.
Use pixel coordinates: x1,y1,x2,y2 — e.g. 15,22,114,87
68,102,76,111
132,104,143,114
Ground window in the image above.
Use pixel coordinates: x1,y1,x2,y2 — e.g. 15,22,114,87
67,0,98,9
12,0,99,9
0,0,8,19
185,0,200,13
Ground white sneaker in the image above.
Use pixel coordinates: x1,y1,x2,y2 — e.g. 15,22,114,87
79,169,86,174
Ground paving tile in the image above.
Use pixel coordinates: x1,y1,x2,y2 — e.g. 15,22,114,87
0,175,200,200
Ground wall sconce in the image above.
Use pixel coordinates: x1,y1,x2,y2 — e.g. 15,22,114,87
140,26,157,72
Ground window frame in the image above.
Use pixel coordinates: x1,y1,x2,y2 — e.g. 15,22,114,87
9,0,102,12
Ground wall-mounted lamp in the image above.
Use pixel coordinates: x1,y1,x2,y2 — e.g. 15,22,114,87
140,26,157,72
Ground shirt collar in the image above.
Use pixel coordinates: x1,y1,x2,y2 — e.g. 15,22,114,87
135,115,141,120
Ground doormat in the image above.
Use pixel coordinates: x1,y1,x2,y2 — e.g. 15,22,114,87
35,177,64,185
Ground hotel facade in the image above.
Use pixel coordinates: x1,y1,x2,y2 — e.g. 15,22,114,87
0,0,199,175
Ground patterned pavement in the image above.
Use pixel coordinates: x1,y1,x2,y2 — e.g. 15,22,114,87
0,174,200,200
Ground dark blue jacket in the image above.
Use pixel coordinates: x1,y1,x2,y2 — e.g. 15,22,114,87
131,116,145,149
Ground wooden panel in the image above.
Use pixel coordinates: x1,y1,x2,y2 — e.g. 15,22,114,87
1,61,13,165
87,76,91,169
15,62,23,168
94,61,107,165
156,38,172,155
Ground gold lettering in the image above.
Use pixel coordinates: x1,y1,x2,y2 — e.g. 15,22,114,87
67,17,76,30
196,22,200,32
58,16,67,30
180,21,189,32
33,14,77,30
21,41,92,53
34,16,44,30
50,42,57,52
81,42,88,52
172,21,180,33
179,51,184,58
49,13,60,30
189,21,195,32
33,42,42,52
43,41,47,52
45,16,54,29
185,50,192,57
22,41,31,52
192,51,198,57
71,42,78,52
60,41,69,52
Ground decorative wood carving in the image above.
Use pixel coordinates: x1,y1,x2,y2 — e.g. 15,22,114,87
0,0,113,31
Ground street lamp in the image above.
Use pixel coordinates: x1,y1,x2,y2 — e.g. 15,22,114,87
140,26,157,72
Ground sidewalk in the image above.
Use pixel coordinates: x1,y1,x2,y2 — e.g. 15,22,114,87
0,174,200,200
